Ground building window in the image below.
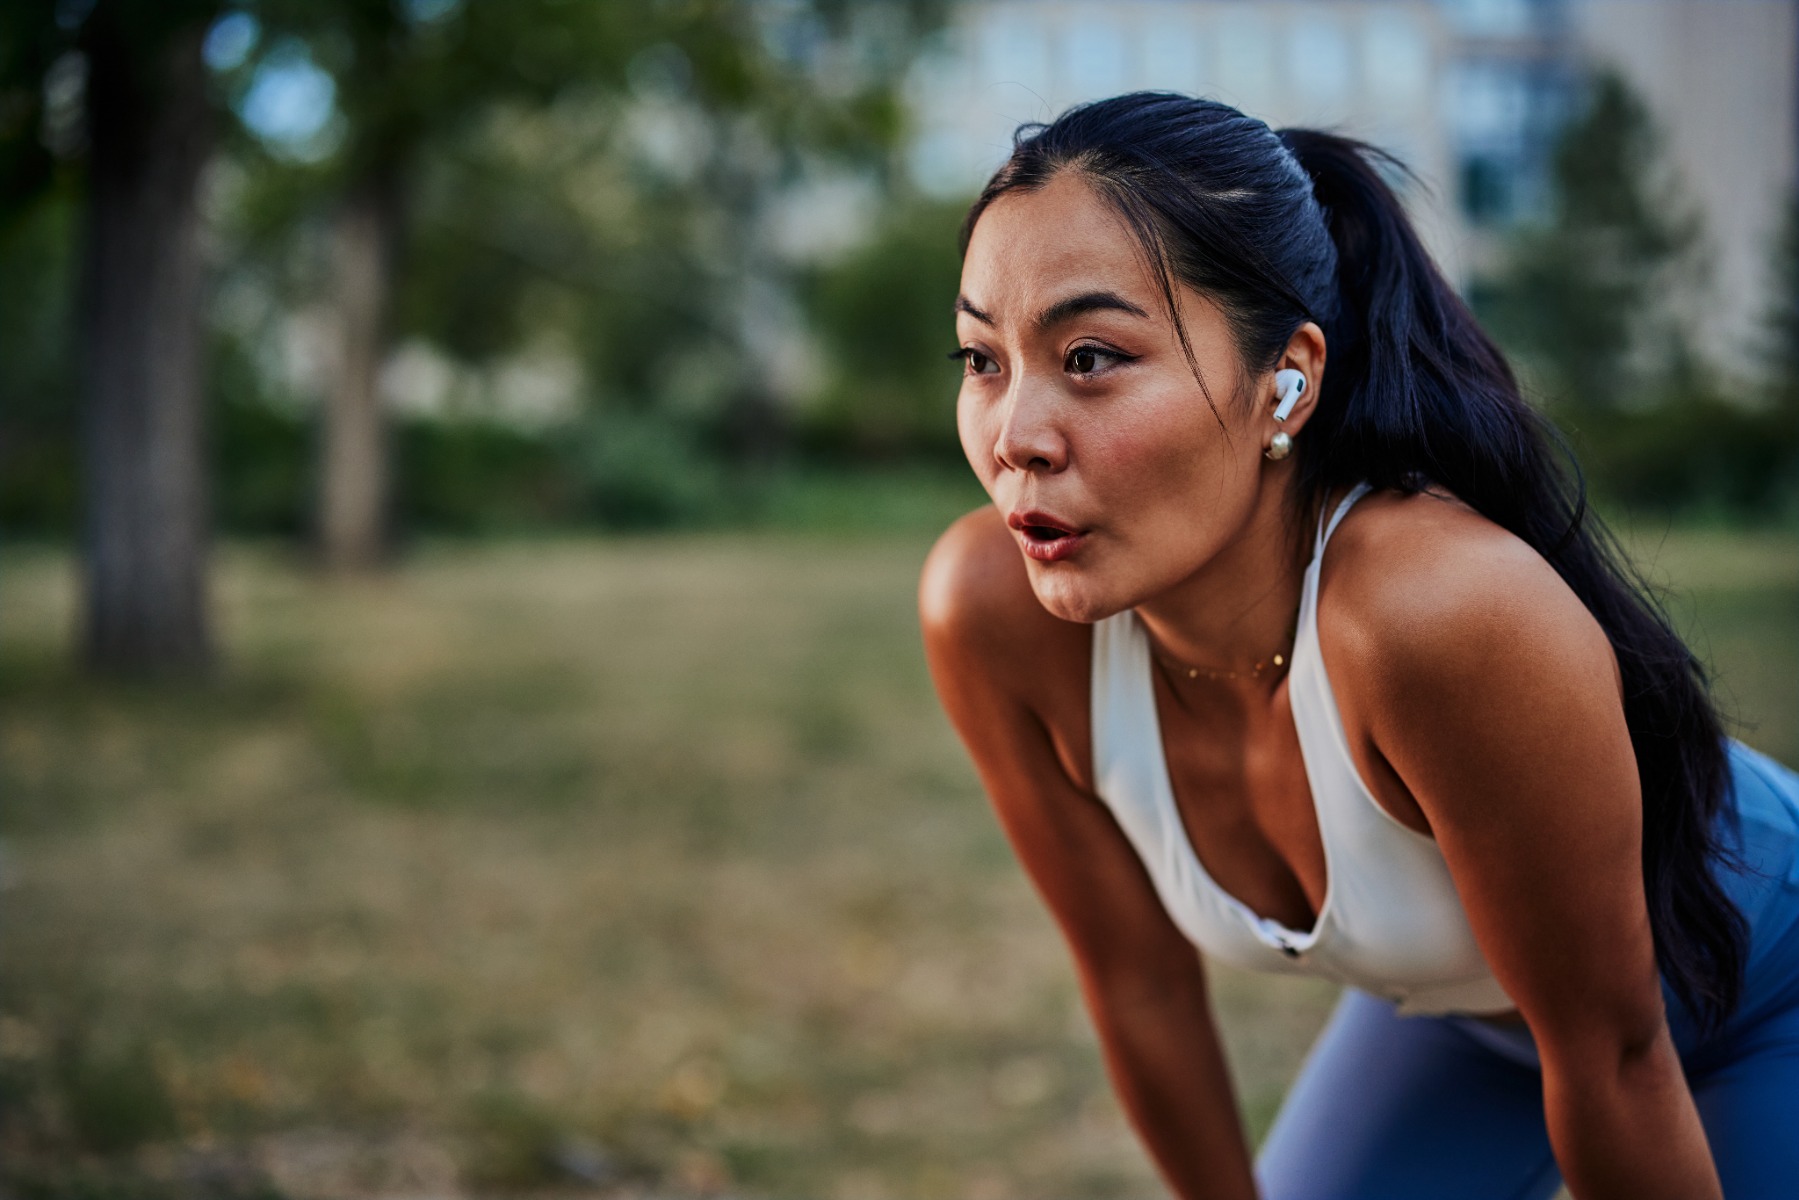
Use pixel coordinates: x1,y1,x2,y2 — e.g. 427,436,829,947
1439,0,1540,39
1291,16,1353,108
977,7,1052,93
1215,9,1275,115
1459,153,1515,224
1139,14,1204,95
1057,14,1129,101
1363,10,1431,107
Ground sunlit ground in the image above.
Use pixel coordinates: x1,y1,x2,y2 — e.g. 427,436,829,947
2,520,1793,1199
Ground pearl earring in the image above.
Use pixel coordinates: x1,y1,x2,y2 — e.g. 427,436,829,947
1265,369,1304,461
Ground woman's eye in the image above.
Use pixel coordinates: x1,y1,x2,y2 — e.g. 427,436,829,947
1066,345,1131,375
952,347,999,376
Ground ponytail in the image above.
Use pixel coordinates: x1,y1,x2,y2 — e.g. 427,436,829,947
1277,127,1744,1031
966,95,1746,1031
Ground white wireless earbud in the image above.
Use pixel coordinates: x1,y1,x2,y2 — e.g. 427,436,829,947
1272,369,1307,421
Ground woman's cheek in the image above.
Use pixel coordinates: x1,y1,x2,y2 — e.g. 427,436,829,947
956,390,994,487
1081,418,1181,515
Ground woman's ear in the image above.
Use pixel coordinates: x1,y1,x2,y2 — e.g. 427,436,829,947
1270,321,1326,437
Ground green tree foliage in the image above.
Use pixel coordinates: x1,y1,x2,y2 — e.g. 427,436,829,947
1478,71,1796,516
1762,196,1799,410
1754,194,1799,512
0,0,72,209
798,196,967,458
206,0,945,534
1,1,948,541
1480,70,1702,417
0,190,80,530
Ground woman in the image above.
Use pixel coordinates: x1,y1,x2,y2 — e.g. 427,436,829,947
919,93,1799,1199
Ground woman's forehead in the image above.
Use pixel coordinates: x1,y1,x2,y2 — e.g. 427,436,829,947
959,173,1161,323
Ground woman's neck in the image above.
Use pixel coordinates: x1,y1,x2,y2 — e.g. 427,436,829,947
1132,485,1318,683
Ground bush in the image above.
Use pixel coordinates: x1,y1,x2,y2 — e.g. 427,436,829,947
796,197,968,460
1562,389,1799,518
563,411,728,530
395,415,574,535
55,1036,179,1155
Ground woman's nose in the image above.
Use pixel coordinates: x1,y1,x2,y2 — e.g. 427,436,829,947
993,383,1068,474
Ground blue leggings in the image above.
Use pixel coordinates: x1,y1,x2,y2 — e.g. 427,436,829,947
1257,743,1799,1200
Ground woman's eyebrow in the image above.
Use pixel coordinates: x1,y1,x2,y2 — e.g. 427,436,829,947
954,295,994,325
1033,290,1150,331
955,290,1151,331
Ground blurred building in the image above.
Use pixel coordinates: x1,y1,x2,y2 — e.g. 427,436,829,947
908,0,1797,367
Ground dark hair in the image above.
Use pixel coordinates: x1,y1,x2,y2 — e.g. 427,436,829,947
962,92,1745,1031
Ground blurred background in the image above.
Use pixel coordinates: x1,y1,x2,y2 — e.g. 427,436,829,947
1,0,1794,1197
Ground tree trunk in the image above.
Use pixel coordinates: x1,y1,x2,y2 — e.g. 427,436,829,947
319,168,401,572
78,14,215,675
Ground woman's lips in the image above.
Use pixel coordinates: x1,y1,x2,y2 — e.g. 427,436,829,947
1008,510,1089,563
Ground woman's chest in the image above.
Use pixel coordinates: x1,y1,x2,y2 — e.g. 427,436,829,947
1152,679,1332,933
1146,665,1436,935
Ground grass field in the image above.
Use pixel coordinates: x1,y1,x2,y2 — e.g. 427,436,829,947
2,521,1793,1199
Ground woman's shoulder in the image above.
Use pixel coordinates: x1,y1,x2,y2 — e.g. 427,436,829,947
918,506,1090,692
1319,486,1620,714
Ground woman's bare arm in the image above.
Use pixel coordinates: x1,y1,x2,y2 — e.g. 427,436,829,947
920,509,1259,1200
1328,498,1721,1200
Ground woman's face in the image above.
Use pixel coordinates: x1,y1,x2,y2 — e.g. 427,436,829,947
955,170,1283,623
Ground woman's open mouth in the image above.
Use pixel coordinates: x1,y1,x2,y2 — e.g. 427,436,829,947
1008,510,1088,563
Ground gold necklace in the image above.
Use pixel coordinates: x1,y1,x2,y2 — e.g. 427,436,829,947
1150,631,1294,683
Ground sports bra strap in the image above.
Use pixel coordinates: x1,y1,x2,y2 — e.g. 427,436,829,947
1314,482,1374,558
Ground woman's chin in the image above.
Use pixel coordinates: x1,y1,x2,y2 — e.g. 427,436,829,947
1026,566,1127,625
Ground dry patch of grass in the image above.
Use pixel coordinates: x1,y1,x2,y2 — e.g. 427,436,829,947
0,527,1790,1198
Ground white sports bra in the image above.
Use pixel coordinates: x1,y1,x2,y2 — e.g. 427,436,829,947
1089,484,1515,1016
